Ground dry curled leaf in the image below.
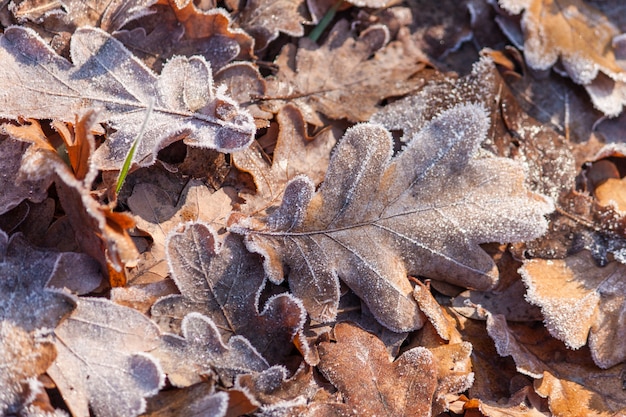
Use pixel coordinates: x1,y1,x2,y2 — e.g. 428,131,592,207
151,222,305,365
235,0,308,50
264,20,428,125
0,25,255,171
520,251,626,369
48,298,164,417
233,104,336,214
316,322,438,417
232,103,554,332
499,0,626,116
485,312,626,416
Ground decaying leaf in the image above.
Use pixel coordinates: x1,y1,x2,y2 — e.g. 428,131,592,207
485,312,626,416
153,312,272,387
151,222,306,365
10,0,157,32
143,382,228,417
235,0,308,50
520,251,626,369
0,321,56,415
0,25,255,170
316,322,437,417
264,20,428,125
233,104,336,214
48,298,164,417
232,103,554,332
128,179,232,282
0,230,76,332
5,115,138,284
0,136,52,215
499,0,626,116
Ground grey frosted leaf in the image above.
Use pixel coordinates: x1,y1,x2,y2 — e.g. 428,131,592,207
153,312,270,388
48,298,164,417
0,231,76,332
0,137,52,215
232,103,554,332
151,222,305,365
10,0,156,32
0,26,255,170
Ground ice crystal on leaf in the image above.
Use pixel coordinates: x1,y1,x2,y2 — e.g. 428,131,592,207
231,103,554,332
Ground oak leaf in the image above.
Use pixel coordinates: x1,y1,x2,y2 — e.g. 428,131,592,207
48,298,164,417
264,20,428,125
153,312,272,388
233,104,336,214
151,222,306,365
0,25,255,171
9,0,156,32
485,312,626,416
235,0,308,50
499,0,626,116
316,322,438,417
143,382,228,417
520,251,626,368
232,103,554,332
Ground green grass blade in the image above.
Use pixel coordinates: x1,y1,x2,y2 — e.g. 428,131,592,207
115,98,155,195
308,0,343,42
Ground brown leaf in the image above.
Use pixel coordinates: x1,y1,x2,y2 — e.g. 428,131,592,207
0,136,52,215
232,103,553,332
264,20,428,125
499,0,626,116
128,179,232,282
153,312,271,388
48,298,164,417
151,222,305,365
0,26,255,170
0,322,57,415
485,312,626,416
233,104,336,215
316,322,438,417
235,0,308,50
10,0,157,32
520,251,626,368
143,382,228,417
165,0,253,59
5,116,139,284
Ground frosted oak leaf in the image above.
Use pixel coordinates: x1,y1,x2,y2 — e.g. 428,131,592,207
231,103,553,332
0,26,255,170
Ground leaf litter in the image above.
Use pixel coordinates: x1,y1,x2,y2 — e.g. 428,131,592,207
1,0,626,416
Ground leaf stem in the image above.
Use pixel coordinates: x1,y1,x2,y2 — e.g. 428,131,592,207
308,0,344,42
115,98,155,195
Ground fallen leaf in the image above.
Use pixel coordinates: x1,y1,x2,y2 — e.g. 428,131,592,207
5,115,139,284
499,0,626,116
0,25,255,170
0,137,52,215
10,0,157,32
316,322,438,417
0,230,76,332
153,312,275,387
128,180,232,282
48,297,164,417
143,382,228,417
235,0,308,50
520,251,626,369
0,321,56,415
151,222,305,365
233,104,336,214
264,20,428,125
485,312,626,416
232,103,554,332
